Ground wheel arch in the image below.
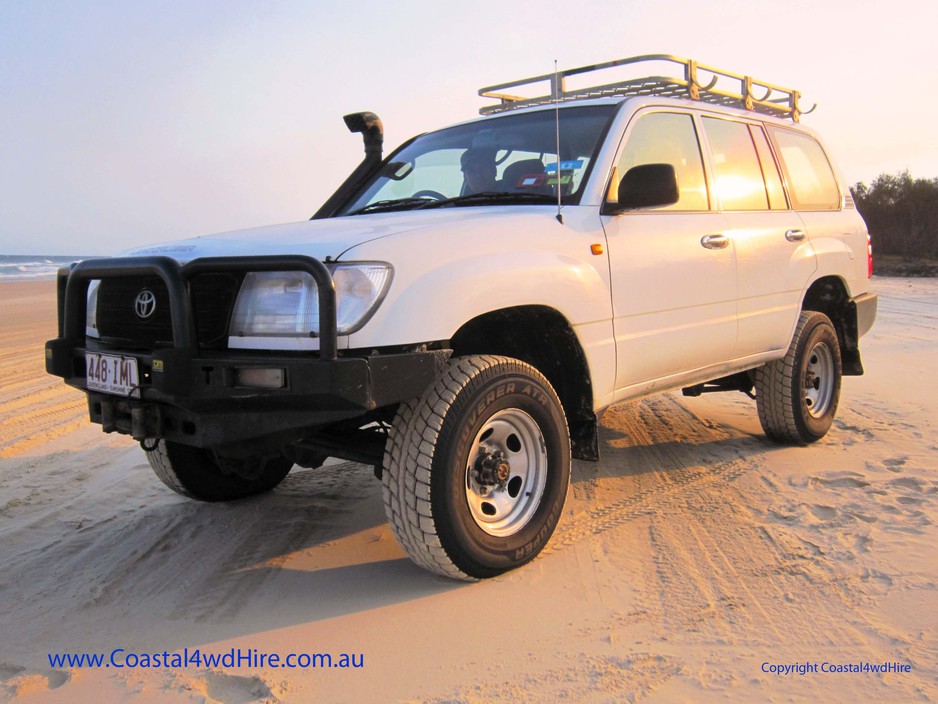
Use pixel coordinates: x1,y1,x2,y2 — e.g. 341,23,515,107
450,305,599,461
800,275,863,376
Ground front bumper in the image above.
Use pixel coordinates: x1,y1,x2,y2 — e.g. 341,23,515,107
45,255,449,448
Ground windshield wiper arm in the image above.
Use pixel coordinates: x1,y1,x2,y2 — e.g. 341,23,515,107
346,197,438,216
418,192,557,209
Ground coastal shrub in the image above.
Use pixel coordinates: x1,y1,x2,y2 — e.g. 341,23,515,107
851,172,938,261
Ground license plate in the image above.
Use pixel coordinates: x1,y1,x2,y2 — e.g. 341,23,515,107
85,353,140,398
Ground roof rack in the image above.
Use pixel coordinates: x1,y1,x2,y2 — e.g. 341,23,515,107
478,54,816,122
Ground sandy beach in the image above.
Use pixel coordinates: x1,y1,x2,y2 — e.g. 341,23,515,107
1,277,935,703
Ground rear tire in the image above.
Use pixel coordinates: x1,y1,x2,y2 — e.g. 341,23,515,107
382,355,571,581
146,440,293,501
755,311,842,444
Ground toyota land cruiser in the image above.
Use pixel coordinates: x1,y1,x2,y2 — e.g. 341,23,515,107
46,55,877,580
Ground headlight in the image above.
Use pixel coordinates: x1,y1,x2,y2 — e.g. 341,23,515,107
228,263,392,349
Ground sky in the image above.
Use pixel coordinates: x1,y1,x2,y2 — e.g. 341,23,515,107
1,0,936,255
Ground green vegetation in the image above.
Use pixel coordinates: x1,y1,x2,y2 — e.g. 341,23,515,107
851,172,938,264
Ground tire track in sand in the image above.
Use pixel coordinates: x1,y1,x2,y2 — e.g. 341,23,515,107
0,340,88,457
548,394,905,662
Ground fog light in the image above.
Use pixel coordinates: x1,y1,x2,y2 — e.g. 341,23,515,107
235,368,285,389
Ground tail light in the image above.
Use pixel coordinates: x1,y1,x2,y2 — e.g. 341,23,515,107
867,233,873,278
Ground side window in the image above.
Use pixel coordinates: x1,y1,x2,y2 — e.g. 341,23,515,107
749,125,788,210
768,127,840,210
702,117,768,210
612,112,709,211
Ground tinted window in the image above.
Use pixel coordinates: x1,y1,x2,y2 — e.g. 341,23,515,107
612,112,709,211
768,127,840,210
703,117,768,210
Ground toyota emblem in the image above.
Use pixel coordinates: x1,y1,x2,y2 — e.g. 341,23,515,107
134,289,157,320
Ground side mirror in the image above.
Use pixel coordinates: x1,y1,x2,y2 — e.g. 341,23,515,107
611,163,679,212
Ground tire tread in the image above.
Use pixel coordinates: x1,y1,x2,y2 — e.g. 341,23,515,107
755,311,840,444
382,354,567,581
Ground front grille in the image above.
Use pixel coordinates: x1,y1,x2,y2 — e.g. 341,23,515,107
96,273,242,350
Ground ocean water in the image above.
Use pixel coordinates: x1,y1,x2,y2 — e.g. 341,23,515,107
0,255,94,281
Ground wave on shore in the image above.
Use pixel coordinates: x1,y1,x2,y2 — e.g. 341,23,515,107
0,255,94,281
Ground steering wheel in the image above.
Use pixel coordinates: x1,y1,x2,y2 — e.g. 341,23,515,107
412,189,446,200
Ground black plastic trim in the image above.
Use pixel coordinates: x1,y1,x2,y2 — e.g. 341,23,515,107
852,291,877,339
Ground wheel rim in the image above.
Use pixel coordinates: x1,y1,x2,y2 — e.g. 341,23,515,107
464,408,548,537
803,341,834,417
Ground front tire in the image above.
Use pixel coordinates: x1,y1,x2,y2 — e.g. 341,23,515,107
755,311,842,444
382,355,571,580
146,440,293,502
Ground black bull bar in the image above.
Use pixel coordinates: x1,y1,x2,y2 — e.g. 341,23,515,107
45,255,449,448
51,254,338,358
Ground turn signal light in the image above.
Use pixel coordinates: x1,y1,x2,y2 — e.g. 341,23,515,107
235,368,285,389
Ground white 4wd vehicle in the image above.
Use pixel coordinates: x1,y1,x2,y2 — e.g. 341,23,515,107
47,55,877,580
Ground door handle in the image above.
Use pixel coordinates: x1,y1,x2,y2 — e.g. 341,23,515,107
785,229,807,242
701,233,729,250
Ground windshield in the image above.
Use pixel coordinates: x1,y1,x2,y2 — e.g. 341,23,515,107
338,105,617,216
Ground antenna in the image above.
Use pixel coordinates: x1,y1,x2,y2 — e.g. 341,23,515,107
553,60,563,225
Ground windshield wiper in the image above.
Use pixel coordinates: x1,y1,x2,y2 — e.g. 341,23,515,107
348,191,557,216
418,191,557,209
346,197,439,216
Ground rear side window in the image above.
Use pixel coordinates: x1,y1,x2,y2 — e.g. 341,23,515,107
768,127,840,210
612,112,709,211
702,117,768,210
750,125,788,210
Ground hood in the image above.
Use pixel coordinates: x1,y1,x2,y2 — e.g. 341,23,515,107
121,209,515,262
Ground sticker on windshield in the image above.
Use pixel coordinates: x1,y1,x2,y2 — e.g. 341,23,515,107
547,174,573,185
515,173,548,188
545,160,583,173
